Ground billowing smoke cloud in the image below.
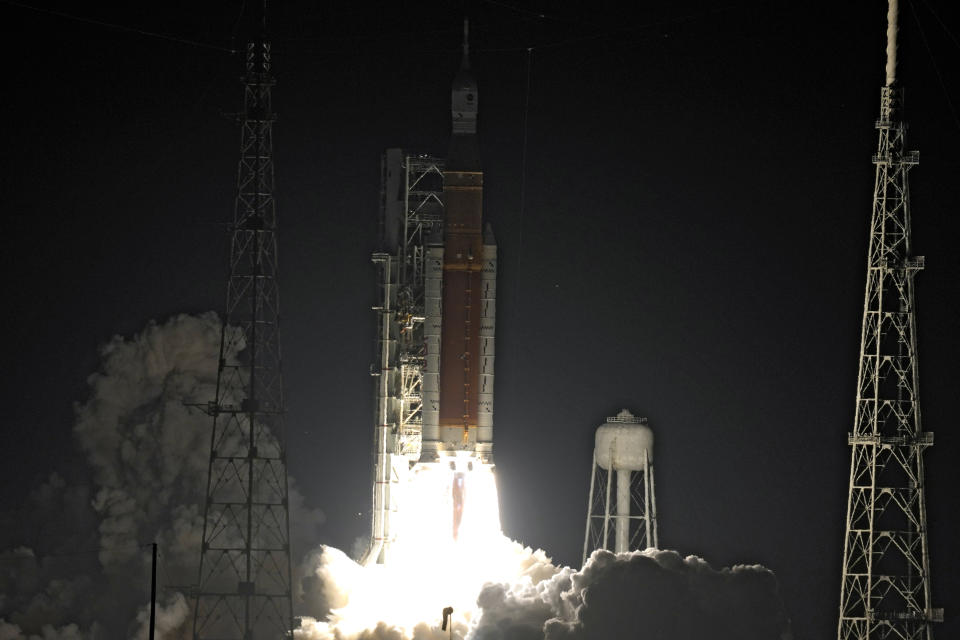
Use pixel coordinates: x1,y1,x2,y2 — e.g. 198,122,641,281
1,313,790,640
0,618,86,640
73,313,222,571
297,546,791,640
0,313,323,639
499,549,790,640
132,594,190,640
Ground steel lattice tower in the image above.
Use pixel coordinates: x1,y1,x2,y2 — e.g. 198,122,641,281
837,4,941,639
193,5,294,638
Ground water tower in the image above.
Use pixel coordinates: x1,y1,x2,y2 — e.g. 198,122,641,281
582,409,658,564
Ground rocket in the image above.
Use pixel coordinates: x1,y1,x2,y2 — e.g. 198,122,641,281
420,20,496,468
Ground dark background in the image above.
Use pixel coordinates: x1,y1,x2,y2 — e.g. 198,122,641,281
2,2,958,639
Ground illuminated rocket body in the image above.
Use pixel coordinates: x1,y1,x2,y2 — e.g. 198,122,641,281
421,25,496,466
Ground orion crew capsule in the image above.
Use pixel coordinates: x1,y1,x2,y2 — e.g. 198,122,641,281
420,20,496,468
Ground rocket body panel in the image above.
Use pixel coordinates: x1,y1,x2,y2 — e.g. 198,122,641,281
438,170,484,437
421,246,444,462
434,171,495,462
418,24,495,465
476,235,496,462
437,266,482,431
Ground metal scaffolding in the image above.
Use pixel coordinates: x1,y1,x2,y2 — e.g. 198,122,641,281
367,151,445,564
836,84,941,640
193,15,293,639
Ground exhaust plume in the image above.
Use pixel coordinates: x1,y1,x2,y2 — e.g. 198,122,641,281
297,547,791,640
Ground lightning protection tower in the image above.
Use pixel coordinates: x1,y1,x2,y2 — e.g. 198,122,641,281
193,3,294,639
837,3,941,639
582,409,658,565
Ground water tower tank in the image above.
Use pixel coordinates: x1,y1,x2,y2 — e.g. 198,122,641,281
594,409,653,471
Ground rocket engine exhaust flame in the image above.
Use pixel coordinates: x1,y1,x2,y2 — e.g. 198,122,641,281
299,464,534,640
452,471,466,541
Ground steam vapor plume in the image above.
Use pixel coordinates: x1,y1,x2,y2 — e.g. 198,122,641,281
0,313,790,640
0,313,322,639
298,546,792,640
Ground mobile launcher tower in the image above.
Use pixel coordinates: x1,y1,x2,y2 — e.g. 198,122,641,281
366,23,497,565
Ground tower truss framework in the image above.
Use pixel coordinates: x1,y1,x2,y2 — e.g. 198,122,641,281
836,85,942,640
193,35,294,640
368,151,445,564
582,449,657,564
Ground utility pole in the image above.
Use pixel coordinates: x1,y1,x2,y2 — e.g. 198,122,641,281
193,2,294,638
150,543,157,640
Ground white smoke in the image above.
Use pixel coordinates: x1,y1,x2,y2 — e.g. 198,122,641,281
294,541,559,640
132,594,191,640
1,313,789,639
0,313,323,639
73,313,221,573
296,546,790,640
0,478,100,635
886,0,898,86
538,549,791,640
0,619,87,640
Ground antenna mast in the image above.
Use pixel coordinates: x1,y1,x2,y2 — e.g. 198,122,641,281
837,2,941,638
193,1,294,637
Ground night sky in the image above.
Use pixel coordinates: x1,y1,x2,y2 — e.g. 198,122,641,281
3,2,959,639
